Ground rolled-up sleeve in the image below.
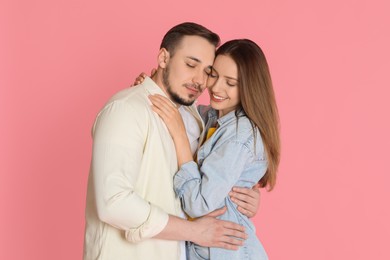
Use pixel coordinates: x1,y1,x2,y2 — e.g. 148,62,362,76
173,141,254,218
92,100,168,242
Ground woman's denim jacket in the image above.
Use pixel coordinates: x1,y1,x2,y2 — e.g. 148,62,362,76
174,106,269,260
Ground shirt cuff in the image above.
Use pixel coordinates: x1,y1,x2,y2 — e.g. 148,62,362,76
173,161,200,196
125,204,169,243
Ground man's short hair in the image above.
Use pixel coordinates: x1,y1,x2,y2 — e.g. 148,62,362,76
160,22,220,57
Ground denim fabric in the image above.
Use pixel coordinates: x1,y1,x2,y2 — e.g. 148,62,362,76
174,106,269,260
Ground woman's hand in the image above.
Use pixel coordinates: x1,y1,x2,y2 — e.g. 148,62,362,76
132,69,157,86
148,94,186,139
132,72,147,86
149,94,193,166
229,184,261,218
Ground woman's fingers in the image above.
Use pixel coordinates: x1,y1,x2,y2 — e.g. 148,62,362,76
149,95,182,128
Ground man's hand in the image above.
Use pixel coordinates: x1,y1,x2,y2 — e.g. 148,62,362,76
154,209,246,250
191,207,247,250
229,184,261,218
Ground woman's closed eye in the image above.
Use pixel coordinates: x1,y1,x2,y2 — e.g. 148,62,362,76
227,81,237,87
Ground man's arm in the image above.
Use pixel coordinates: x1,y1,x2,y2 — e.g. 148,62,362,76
92,100,168,240
154,208,246,250
230,185,261,218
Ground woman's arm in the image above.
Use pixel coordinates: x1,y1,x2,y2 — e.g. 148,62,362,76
149,94,262,218
148,94,194,166
173,141,264,218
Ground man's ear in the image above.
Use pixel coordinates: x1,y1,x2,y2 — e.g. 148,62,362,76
157,48,170,69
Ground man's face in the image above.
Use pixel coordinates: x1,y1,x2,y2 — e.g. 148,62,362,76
162,35,215,106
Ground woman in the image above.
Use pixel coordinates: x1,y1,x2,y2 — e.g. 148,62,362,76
149,39,280,260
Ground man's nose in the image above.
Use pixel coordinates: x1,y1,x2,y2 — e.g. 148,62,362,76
192,69,207,90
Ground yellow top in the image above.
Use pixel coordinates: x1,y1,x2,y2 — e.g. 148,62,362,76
206,127,216,140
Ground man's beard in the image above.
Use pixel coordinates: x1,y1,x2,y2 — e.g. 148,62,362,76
162,65,197,106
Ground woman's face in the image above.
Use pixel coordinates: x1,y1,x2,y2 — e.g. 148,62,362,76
207,54,240,117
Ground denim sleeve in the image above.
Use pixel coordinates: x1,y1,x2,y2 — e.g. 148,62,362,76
173,140,257,218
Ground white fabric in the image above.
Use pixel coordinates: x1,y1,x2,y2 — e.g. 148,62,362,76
179,106,201,155
84,77,203,260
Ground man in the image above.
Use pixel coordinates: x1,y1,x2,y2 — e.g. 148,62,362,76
84,22,259,260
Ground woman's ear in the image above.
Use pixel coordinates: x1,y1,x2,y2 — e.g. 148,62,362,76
157,48,170,69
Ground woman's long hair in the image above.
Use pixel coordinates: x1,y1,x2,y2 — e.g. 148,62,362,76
216,39,280,191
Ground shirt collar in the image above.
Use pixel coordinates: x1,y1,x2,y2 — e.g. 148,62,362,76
142,76,180,108
142,76,167,97
216,108,245,126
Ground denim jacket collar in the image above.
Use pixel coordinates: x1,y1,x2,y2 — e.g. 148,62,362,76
208,108,246,127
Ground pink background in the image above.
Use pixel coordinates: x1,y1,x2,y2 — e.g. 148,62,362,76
1,0,389,259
